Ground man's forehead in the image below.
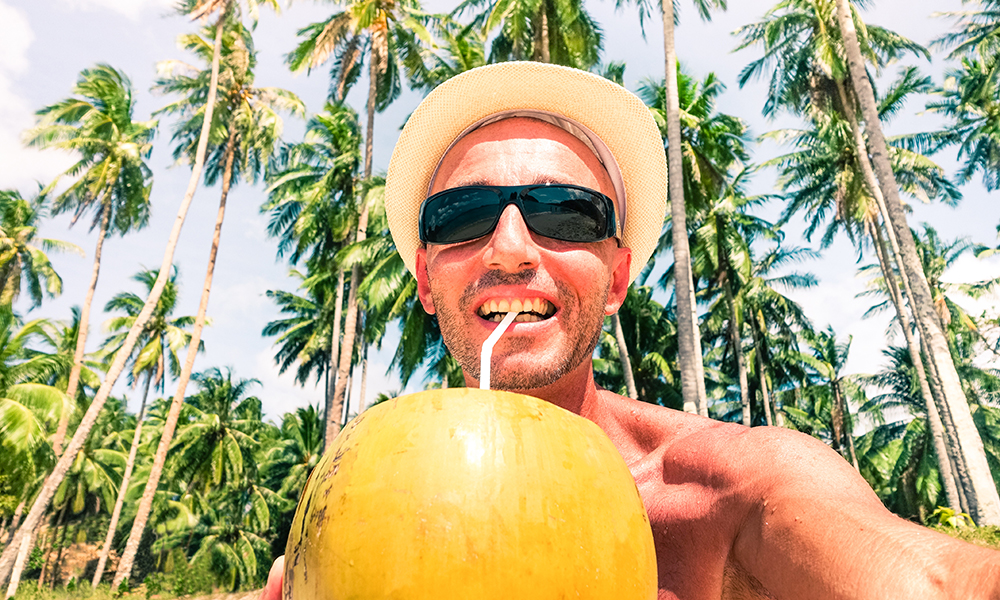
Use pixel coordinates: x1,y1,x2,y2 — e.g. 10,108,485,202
430,117,619,202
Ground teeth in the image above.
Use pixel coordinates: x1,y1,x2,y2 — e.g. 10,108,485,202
477,298,556,319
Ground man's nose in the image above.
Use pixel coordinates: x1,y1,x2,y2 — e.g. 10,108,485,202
482,204,541,272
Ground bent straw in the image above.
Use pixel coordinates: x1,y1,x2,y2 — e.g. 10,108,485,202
480,311,518,390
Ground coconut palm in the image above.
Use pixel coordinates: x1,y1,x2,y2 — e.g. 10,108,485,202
925,56,1000,191
289,0,430,446
0,1,279,581
112,20,302,588
594,285,681,409
0,190,78,309
614,0,729,416
260,405,323,555
834,0,1000,525
0,309,70,516
264,102,361,430
413,18,488,90
637,64,748,416
91,268,196,587
453,0,602,68
24,64,156,458
766,67,967,513
0,309,73,593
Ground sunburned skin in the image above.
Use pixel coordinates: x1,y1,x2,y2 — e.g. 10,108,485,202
260,117,1000,600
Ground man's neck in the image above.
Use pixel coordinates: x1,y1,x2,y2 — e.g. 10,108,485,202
463,358,604,420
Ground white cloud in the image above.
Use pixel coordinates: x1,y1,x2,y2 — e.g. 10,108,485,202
0,1,76,190
55,0,175,20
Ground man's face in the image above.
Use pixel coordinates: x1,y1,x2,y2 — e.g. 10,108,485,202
414,117,631,391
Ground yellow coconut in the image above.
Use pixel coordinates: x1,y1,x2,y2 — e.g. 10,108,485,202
284,388,657,600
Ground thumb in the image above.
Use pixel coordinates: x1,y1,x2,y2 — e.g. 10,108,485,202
261,555,285,600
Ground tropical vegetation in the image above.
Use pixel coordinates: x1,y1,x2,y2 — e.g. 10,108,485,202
3,0,1000,596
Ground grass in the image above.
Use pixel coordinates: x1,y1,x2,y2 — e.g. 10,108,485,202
931,524,1000,550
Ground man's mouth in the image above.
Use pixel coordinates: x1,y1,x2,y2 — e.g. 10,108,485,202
476,298,556,323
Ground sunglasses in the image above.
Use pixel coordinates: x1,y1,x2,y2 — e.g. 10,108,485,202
418,184,618,245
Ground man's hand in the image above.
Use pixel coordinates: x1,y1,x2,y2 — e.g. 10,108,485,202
260,556,284,600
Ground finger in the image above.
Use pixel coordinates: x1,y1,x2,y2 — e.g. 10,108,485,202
261,555,285,600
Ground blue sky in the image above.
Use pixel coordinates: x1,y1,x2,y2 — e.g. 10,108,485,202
2,0,998,420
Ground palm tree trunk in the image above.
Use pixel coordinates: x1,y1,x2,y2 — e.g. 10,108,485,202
611,313,638,399
357,344,368,416
836,380,860,469
842,68,964,510
663,0,707,417
721,273,750,426
534,3,551,63
3,500,24,545
111,123,238,590
748,318,773,426
0,9,229,583
921,333,973,515
91,374,152,589
4,524,38,598
834,0,1000,525
329,44,378,447
37,504,66,590
869,221,962,510
52,201,112,456
322,267,345,450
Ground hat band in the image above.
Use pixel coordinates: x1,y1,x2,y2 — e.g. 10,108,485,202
426,109,628,232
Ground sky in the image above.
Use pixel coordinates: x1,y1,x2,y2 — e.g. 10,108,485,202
1,0,998,421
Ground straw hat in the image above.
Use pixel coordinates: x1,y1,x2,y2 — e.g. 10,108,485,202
385,61,667,285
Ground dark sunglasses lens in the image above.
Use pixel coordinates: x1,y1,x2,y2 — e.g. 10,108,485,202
421,188,501,243
522,187,611,242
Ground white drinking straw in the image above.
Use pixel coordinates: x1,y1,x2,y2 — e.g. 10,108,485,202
479,311,518,390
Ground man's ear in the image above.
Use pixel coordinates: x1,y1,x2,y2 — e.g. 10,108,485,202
605,246,631,315
415,248,436,315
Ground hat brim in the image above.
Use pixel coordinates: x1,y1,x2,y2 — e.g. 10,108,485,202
386,61,667,285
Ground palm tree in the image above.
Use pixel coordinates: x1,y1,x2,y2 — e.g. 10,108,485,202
24,64,156,458
149,368,269,588
0,190,78,308
637,63,747,416
264,102,361,432
740,244,818,427
453,0,602,68
615,0,729,417
835,0,1000,525
765,67,967,513
41,399,126,588
799,327,859,466
112,19,302,589
926,56,1000,191
0,307,71,595
595,285,681,409
690,180,780,426
289,0,430,446
0,1,279,581
261,405,323,554
413,18,488,90
91,268,195,588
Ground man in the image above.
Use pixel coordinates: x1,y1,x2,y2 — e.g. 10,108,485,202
263,62,1000,599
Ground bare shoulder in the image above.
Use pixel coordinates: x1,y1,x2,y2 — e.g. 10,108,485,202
593,391,880,506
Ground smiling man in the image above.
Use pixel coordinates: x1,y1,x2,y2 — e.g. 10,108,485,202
261,62,1000,599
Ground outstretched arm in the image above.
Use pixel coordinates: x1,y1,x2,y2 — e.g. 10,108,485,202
731,427,1000,599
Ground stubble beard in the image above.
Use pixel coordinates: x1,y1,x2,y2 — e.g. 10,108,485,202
431,269,608,391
